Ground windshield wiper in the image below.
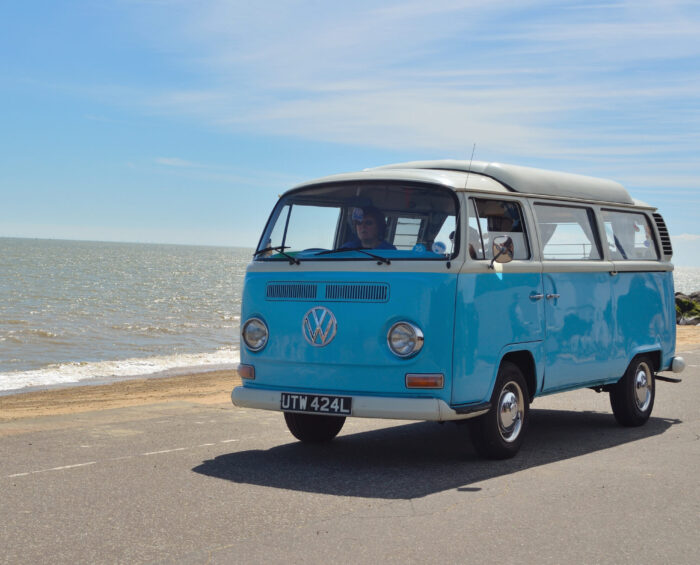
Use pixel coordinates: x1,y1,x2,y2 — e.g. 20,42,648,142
254,245,300,265
315,247,391,265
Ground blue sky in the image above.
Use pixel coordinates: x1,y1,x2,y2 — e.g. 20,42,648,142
1,0,699,264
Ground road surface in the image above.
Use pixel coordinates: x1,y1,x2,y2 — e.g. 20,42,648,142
2,350,699,564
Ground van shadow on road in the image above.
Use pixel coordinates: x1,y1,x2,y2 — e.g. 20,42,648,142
192,409,678,499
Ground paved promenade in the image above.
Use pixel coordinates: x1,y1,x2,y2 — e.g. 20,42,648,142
2,349,698,564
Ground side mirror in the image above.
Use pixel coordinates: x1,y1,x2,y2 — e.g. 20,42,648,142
489,235,514,269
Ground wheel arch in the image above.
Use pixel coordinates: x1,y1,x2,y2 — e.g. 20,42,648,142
645,350,661,372
626,349,661,375
501,350,537,402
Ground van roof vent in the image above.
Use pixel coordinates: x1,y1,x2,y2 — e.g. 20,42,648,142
652,213,673,258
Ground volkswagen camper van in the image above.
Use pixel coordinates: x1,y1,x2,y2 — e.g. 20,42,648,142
233,160,685,459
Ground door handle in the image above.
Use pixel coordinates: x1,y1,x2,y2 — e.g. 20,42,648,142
529,293,544,301
546,293,560,300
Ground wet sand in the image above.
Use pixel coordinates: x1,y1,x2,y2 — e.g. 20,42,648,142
2,326,699,422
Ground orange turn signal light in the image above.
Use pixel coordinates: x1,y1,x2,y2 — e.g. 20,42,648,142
405,373,444,389
237,363,255,380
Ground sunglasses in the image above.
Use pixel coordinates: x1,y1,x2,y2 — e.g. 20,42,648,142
354,219,376,226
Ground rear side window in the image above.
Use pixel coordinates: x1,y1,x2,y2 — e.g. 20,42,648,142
468,198,530,260
534,204,601,260
601,210,659,260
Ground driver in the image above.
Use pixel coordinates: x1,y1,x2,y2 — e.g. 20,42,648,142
342,206,396,250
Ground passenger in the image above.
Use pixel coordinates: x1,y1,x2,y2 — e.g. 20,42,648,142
342,207,396,250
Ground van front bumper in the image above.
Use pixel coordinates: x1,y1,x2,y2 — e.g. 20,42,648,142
231,386,488,422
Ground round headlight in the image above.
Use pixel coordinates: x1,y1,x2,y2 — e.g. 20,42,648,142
387,322,424,358
242,317,268,352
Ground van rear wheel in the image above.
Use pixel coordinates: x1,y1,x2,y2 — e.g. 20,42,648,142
609,355,655,426
284,412,346,443
469,361,529,459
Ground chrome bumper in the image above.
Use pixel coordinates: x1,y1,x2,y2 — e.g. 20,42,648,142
671,356,686,373
231,386,488,422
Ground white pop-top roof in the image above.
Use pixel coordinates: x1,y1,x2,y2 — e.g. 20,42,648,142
292,159,642,206
372,160,635,205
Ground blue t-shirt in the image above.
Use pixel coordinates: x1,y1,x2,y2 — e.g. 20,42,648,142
340,238,396,250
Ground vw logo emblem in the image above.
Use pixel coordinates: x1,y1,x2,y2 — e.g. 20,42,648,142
302,306,337,347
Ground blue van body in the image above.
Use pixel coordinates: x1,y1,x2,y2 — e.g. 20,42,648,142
233,160,684,458
241,270,457,403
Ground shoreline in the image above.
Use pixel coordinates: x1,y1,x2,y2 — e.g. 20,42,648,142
0,362,239,398
1,326,699,422
0,370,241,422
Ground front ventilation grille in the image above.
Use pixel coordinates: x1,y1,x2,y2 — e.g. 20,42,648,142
652,213,673,257
325,283,389,302
266,282,317,300
265,282,389,302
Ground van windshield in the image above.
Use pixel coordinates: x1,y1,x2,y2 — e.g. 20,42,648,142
255,182,459,261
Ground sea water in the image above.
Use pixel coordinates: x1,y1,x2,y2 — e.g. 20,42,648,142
1,237,699,394
0,238,250,393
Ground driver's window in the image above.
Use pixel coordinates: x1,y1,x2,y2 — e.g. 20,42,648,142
470,198,530,260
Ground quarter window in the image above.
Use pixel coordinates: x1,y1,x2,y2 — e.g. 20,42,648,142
601,210,659,260
534,204,601,260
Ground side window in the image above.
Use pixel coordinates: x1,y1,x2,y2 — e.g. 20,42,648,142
387,213,457,254
469,198,530,260
432,215,456,253
534,204,601,260
601,210,659,260
392,217,422,249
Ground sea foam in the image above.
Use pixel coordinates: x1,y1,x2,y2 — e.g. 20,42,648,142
0,349,240,394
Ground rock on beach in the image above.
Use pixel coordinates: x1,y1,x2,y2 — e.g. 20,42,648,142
676,291,700,325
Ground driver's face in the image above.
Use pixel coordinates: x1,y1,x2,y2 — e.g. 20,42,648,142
355,217,379,245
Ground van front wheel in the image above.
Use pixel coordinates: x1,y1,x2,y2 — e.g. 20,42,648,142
284,412,346,443
609,356,655,427
469,361,529,459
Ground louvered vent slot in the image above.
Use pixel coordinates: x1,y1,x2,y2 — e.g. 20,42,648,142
325,283,389,302
652,213,673,257
266,283,317,300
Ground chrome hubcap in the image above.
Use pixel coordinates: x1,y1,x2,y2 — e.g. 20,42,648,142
498,382,524,443
634,364,652,412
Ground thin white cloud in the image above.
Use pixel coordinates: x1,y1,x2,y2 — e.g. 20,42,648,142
59,1,699,196
149,158,304,188
155,157,200,168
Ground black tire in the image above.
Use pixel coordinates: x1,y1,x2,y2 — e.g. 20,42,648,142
609,355,655,427
470,361,529,459
284,412,346,443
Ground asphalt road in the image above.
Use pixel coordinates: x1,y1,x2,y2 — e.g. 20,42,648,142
2,350,699,565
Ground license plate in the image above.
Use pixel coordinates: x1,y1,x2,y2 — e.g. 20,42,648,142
280,393,352,415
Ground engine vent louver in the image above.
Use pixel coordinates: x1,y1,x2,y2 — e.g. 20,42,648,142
652,213,673,258
265,282,389,302
266,282,317,300
325,283,389,302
